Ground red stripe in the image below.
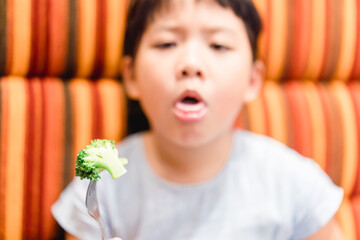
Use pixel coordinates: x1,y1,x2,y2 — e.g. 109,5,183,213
283,81,313,158
23,78,42,239
320,0,342,80
46,0,68,76
39,79,64,239
92,0,106,77
318,84,343,185
351,197,360,239
289,0,311,78
29,0,48,76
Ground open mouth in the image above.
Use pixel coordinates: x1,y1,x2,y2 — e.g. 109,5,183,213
181,96,199,104
173,90,208,122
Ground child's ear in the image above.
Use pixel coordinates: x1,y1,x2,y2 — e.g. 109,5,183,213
122,56,140,100
244,60,265,103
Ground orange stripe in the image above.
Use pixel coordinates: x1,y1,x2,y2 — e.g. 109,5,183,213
40,78,65,240
350,0,360,79
23,78,43,239
337,198,356,240
46,0,68,76
0,78,9,238
304,0,326,80
5,0,14,75
4,77,27,240
263,81,287,144
10,0,31,75
76,0,97,77
302,81,327,170
103,0,127,77
97,79,126,141
252,0,268,64
246,89,267,135
69,79,93,167
266,0,287,80
333,0,357,80
330,81,358,196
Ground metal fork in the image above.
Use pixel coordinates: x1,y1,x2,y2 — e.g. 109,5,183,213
85,181,106,240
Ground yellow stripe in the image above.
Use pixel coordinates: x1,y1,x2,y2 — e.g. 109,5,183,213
267,0,287,80
337,198,356,240
10,0,31,75
4,77,26,240
302,81,327,170
69,79,93,162
97,79,126,141
304,0,326,80
333,0,357,80
330,81,358,196
263,81,287,144
76,0,97,77
104,0,127,77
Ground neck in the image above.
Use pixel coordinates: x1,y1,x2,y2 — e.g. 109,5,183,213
144,130,234,184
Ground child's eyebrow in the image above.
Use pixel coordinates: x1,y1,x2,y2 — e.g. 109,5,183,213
149,24,237,37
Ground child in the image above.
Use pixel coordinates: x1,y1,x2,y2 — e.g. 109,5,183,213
52,0,344,239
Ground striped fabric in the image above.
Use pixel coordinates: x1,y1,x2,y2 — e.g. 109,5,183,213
0,0,359,80
253,0,360,81
0,77,126,239
236,81,360,196
236,81,360,240
0,0,360,239
0,0,128,78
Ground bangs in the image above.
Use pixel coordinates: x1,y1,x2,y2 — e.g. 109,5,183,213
124,0,262,60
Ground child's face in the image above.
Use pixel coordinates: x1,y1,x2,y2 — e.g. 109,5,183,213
124,0,263,147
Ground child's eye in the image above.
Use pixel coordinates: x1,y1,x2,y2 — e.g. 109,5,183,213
154,42,177,49
210,43,230,51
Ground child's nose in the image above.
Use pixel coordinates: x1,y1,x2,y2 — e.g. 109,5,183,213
176,45,205,80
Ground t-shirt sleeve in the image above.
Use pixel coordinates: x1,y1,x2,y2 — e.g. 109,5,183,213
290,158,344,240
51,178,103,240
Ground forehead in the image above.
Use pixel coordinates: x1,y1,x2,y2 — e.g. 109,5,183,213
147,0,245,31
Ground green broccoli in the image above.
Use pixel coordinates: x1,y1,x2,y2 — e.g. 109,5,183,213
75,139,128,181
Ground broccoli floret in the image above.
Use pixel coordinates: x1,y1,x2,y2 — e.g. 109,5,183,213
75,139,128,181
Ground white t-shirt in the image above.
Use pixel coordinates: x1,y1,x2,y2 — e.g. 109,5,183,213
52,130,343,240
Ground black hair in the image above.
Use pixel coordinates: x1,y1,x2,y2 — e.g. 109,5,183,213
123,0,263,135
124,0,262,60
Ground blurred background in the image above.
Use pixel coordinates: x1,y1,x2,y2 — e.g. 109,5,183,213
0,0,360,239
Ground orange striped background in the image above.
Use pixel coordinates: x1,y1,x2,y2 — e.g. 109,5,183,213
1,0,360,239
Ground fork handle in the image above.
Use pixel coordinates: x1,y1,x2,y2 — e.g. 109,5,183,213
96,218,106,240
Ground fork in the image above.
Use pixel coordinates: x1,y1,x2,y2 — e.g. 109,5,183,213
86,181,106,240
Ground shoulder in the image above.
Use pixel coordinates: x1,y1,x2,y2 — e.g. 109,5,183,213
232,130,343,239
233,129,308,168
